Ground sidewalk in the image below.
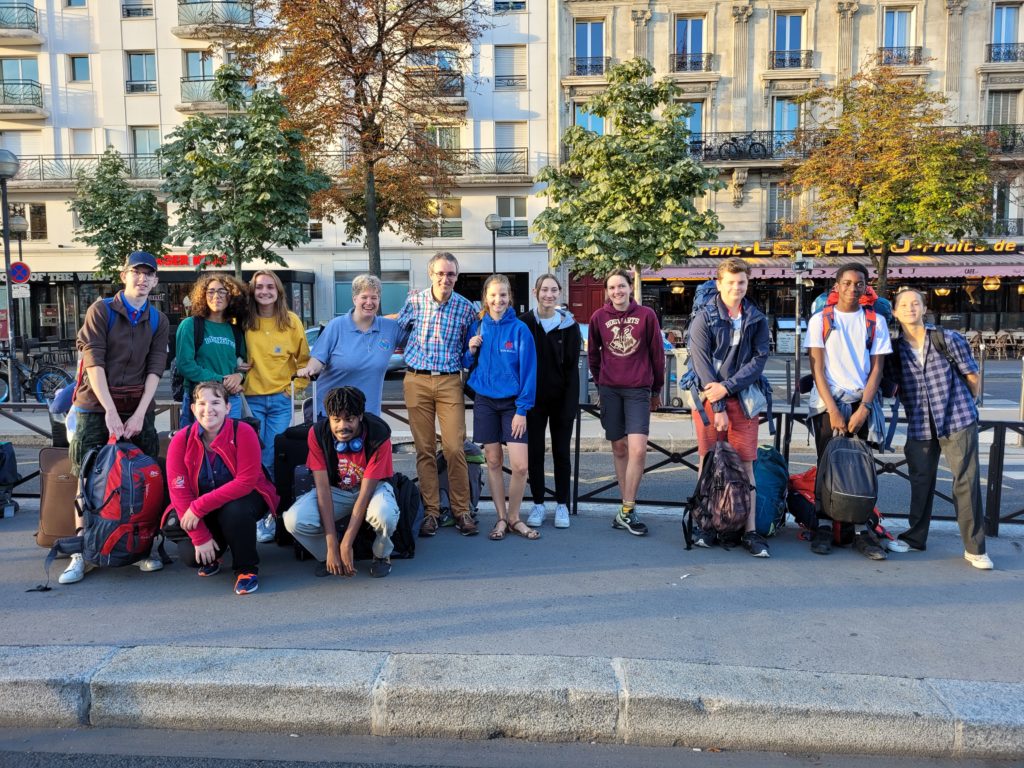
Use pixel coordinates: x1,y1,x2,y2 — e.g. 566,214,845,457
0,498,1021,758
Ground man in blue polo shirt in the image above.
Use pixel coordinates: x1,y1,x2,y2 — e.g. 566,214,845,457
396,252,478,537
889,287,993,570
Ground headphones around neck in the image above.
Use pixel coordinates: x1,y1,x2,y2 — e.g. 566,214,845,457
335,436,364,453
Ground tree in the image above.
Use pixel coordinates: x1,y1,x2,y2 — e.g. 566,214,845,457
235,0,487,277
160,64,330,279
533,59,723,287
788,64,995,294
68,147,167,278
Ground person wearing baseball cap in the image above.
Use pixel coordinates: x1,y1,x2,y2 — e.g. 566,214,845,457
126,250,159,272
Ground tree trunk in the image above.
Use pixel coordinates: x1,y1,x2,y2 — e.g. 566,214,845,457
233,237,243,280
364,164,382,278
632,265,642,303
874,248,890,295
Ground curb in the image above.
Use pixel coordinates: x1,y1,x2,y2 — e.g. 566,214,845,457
1,645,1021,758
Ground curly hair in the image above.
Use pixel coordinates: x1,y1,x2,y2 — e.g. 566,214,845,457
189,273,248,322
323,386,366,419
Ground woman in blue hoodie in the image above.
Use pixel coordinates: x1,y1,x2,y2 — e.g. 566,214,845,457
465,274,538,541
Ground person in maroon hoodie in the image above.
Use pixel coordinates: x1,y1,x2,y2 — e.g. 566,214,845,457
165,381,279,595
588,269,665,536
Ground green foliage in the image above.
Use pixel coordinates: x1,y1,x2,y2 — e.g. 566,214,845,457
161,64,330,277
533,58,723,278
68,147,167,278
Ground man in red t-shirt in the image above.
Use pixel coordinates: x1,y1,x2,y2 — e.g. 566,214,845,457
282,386,399,578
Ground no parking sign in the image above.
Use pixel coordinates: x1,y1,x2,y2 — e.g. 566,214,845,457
9,262,29,283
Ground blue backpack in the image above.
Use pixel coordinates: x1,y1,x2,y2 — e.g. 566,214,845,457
753,445,788,537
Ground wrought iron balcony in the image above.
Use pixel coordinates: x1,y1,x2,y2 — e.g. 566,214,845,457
181,76,214,102
670,52,713,72
986,218,1024,236
122,2,155,17
768,49,813,69
451,148,528,175
494,74,526,89
569,57,610,77
0,79,42,107
0,3,38,31
987,43,1024,63
415,220,463,238
878,46,923,66
497,221,528,237
177,0,253,27
493,0,525,10
686,129,830,162
972,124,1024,154
126,79,157,94
12,154,163,182
406,70,465,97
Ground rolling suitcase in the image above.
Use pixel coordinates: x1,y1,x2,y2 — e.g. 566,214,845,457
36,447,78,548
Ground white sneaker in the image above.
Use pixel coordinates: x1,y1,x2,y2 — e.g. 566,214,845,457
526,504,546,528
885,538,910,553
59,553,87,585
965,552,994,570
554,504,570,529
256,513,277,543
136,557,163,572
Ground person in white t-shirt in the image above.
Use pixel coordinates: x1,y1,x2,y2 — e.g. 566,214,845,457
804,263,892,560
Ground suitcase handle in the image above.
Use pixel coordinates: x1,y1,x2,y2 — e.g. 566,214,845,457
290,375,318,426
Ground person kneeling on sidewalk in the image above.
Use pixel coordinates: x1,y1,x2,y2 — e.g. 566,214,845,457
283,386,399,578
164,381,278,595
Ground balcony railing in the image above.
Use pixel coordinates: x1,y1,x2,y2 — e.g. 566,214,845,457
0,3,38,31
317,148,527,176
497,221,528,237
986,218,1024,236
670,52,713,72
493,0,525,10
768,49,813,69
686,129,830,162
878,46,923,66
177,0,253,27
569,57,610,76
0,79,42,107
180,76,215,102
126,79,157,94
415,220,463,238
12,154,163,182
122,3,155,17
406,70,465,97
987,43,1024,63
494,74,526,89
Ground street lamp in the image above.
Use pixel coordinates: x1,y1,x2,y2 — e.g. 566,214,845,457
792,250,813,409
0,150,20,402
8,214,26,350
484,213,502,274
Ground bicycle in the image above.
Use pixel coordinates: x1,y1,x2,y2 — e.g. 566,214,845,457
717,132,769,161
0,349,74,404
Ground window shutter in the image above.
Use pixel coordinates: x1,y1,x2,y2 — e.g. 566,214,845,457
988,91,1019,124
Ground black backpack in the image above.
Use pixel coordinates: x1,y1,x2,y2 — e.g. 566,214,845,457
333,472,424,561
682,437,754,549
816,433,877,524
170,317,245,402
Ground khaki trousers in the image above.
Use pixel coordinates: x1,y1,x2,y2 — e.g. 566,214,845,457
404,372,470,518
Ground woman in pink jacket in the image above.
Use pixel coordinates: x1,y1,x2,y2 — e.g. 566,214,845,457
165,381,279,595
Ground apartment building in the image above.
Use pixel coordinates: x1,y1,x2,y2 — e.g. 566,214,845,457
0,0,552,341
552,1,1024,333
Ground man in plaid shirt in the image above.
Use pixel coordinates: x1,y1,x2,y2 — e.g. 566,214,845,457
890,288,993,569
397,252,479,537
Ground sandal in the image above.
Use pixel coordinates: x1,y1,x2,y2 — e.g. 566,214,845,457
489,519,508,541
510,520,540,540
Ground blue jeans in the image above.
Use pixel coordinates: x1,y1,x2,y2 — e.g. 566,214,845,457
179,390,242,429
244,392,293,473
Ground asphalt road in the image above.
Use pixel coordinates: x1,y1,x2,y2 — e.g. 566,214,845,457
0,728,1016,768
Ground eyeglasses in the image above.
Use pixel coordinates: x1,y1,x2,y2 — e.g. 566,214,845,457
128,267,155,279
432,271,457,279
206,289,229,298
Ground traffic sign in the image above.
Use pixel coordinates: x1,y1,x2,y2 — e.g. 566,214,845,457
11,283,29,299
9,262,30,284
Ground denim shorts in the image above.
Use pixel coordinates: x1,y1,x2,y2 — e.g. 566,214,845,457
598,386,652,441
473,394,527,445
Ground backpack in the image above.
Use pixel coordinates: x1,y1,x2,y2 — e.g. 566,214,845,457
752,445,788,537
679,279,774,432
170,317,245,402
0,441,18,518
437,441,485,516
815,433,877,524
810,287,892,350
681,436,754,549
390,472,424,559
45,438,166,577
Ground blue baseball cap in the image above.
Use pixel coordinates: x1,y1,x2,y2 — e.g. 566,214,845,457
127,251,158,272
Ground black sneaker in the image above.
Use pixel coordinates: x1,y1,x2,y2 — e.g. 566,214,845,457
853,530,887,561
694,527,718,548
741,531,770,558
612,508,648,536
810,526,832,555
369,558,392,578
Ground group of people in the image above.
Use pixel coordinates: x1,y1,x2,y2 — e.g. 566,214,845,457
55,249,994,594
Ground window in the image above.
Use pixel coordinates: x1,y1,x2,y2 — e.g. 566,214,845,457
773,97,800,134
994,4,1019,43
66,0,86,6
496,196,527,237
411,49,456,70
1,57,38,82
771,13,806,68
574,103,604,135
68,55,90,82
573,20,605,74
766,183,794,237
71,128,92,155
126,52,156,93
681,100,703,139
419,199,462,237
184,51,214,79
425,125,460,149
131,127,160,155
494,0,525,11
988,91,1019,125
494,45,526,89
494,121,527,149
335,271,409,315
674,17,705,71
308,220,323,240
883,8,912,47
10,203,47,241
122,2,154,17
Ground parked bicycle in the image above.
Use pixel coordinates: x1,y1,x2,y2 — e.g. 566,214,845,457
717,132,769,161
0,349,74,403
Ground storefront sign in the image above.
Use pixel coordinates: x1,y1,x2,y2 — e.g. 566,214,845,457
698,239,1021,258
158,253,228,268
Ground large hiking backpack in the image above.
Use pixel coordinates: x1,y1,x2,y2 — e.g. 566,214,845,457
682,437,754,549
47,438,166,572
753,445,787,537
816,432,877,524
810,286,892,350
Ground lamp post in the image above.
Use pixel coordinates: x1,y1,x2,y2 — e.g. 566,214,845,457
484,213,502,275
792,251,813,408
0,150,20,403
8,214,26,349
